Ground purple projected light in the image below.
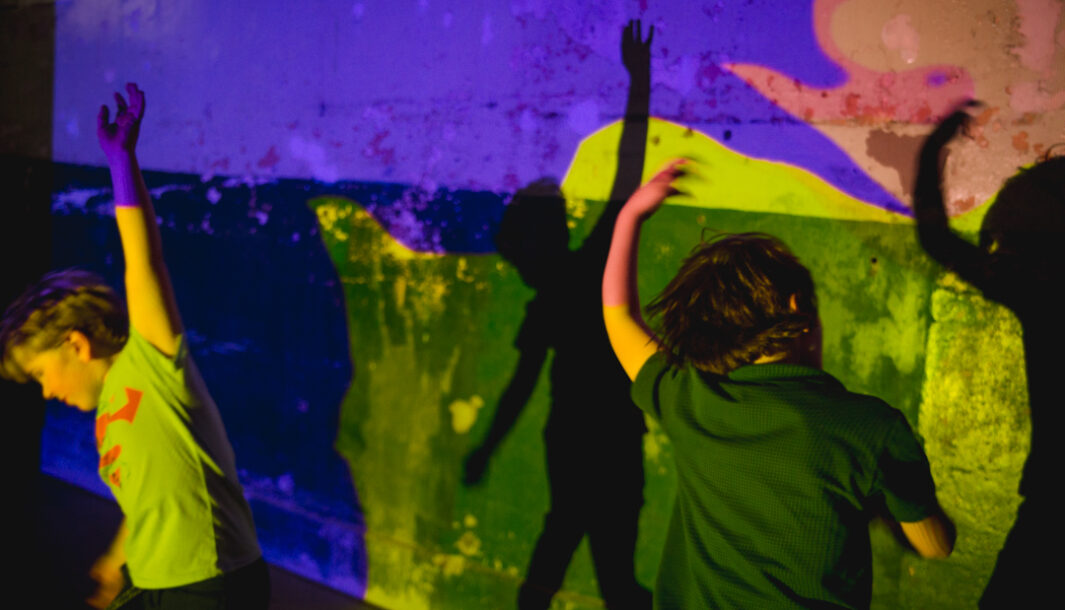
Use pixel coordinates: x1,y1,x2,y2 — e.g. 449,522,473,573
54,0,931,218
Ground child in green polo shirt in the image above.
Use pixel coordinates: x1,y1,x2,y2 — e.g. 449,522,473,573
0,84,266,609
602,160,955,608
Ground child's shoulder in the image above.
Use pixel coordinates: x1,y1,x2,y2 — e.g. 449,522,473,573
111,325,188,377
827,385,914,439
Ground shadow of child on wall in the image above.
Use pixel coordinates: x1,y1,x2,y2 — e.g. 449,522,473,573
462,20,655,610
914,108,1065,609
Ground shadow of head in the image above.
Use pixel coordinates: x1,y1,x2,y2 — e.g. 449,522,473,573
495,178,569,289
980,156,1065,265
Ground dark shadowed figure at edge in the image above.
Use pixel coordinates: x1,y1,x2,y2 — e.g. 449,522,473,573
462,20,654,610
915,108,1065,608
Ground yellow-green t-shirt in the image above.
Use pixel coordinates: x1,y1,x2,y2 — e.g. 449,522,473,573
96,327,261,588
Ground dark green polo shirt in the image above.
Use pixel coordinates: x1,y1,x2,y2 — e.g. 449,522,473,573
633,353,937,609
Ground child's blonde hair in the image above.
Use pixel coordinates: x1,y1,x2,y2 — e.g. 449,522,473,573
0,270,128,382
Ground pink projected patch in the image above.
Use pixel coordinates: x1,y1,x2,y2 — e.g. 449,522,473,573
726,0,974,124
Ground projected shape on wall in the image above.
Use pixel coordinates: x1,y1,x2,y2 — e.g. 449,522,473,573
562,117,909,223
725,0,974,125
532,0,971,215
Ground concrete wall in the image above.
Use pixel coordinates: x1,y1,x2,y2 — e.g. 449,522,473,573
4,1,1063,608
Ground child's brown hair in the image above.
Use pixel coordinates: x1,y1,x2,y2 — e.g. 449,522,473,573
646,233,817,375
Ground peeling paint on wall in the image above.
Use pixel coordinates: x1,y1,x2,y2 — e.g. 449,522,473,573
33,1,1065,608
728,1,973,126
1011,0,1064,77
449,396,485,434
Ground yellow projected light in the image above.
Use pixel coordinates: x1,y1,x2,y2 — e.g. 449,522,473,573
561,118,911,224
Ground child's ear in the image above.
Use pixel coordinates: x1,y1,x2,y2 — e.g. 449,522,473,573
67,330,95,362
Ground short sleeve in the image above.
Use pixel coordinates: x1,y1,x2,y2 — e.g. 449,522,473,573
631,351,670,421
126,326,188,373
875,414,939,522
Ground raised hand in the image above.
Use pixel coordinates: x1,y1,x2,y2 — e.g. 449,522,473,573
914,101,987,281
915,100,981,220
622,159,688,220
97,82,145,160
919,101,981,169
621,19,653,82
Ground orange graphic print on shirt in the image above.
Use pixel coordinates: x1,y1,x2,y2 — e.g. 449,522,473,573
96,387,143,488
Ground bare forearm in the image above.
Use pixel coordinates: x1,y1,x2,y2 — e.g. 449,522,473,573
109,153,166,267
116,198,184,350
901,511,955,559
603,209,644,312
105,519,129,564
602,161,684,379
99,84,183,351
111,160,180,328
87,520,128,609
108,152,149,208
603,208,658,380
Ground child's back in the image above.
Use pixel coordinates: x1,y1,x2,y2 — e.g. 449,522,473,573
602,162,954,608
634,350,934,607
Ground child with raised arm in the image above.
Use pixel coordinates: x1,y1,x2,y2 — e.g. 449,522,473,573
602,161,954,608
0,84,266,609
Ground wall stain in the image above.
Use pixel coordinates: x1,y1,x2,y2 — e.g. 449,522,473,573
865,129,924,197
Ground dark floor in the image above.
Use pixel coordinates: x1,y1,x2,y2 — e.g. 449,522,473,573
27,473,380,610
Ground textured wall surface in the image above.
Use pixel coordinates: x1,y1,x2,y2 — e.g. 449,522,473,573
907,277,1029,609
9,0,1064,608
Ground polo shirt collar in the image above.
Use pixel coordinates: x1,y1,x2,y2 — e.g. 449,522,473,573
727,363,832,382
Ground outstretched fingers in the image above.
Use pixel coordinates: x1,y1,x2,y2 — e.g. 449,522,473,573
97,82,144,157
926,100,982,152
113,91,128,115
126,82,145,119
97,104,110,131
621,18,655,71
108,83,145,126
623,18,653,47
621,158,692,219
657,158,703,201
622,20,636,56
651,158,688,184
